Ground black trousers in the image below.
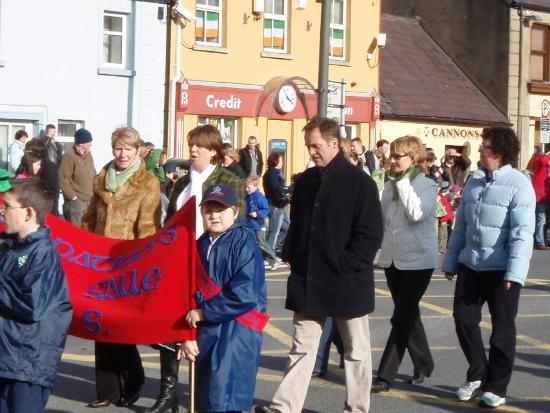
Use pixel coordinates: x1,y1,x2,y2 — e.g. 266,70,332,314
377,265,434,384
94,342,144,400
453,265,521,397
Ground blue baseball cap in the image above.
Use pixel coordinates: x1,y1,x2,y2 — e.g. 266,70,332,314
200,184,238,208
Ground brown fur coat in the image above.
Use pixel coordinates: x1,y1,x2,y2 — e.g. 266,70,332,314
81,161,161,240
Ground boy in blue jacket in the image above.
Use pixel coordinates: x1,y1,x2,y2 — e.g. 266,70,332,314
245,176,282,271
0,179,73,412
179,184,268,413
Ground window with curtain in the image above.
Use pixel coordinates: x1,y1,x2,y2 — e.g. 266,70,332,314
263,0,287,52
531,24,549,81
196,0,222,46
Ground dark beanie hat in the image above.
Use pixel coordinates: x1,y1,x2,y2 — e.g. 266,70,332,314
74,128,93,144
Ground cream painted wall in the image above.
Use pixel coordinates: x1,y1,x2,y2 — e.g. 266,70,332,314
177,0,380,97
379,120,482,166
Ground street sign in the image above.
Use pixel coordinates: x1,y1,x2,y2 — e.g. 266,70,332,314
542,100,550,118
541,117,550,144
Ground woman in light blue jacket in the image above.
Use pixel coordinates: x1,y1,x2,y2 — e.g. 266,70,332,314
371,136,438,393
443,127,535,408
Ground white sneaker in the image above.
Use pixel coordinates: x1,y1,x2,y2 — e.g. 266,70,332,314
268,262,283,271
456,380,482,401
479,392,506,408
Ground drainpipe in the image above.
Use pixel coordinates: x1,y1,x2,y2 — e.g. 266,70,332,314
168,16,184,157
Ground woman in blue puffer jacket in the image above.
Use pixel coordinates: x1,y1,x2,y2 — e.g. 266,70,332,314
442,127,535,408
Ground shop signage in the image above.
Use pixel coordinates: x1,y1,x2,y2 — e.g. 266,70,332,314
541,118,550,144
179,78,189,111
429,127,482,138
176,82,375,122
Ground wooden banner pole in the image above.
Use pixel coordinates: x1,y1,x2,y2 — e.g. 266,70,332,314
189,360,195,413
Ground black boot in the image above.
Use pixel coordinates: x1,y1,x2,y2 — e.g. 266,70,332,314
145,347,180,413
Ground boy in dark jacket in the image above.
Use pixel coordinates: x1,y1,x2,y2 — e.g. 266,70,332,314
178,184,268,413
0,179,73,412
245,176,282,270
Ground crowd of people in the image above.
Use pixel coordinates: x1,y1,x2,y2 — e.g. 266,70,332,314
0,116,546,413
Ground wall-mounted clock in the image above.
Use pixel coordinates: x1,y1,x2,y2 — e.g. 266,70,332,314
275,84,298,114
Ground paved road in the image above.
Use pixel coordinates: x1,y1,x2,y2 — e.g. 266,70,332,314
46,251,550,412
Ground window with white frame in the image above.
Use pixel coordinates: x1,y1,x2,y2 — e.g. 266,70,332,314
198,116,237,148
263,0,287,52
330,0,346,59
103,12,128,67
195,0,222,46
57,120,85,153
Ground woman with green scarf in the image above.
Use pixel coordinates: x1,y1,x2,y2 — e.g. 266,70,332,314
82,127,161,408
371,135,438,393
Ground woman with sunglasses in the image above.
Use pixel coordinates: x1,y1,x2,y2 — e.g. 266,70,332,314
371,135,438,393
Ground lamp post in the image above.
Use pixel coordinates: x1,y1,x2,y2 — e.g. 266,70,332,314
317,0,331,117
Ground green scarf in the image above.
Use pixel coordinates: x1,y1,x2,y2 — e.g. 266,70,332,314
388,166,422,201
145,148,165,183
106,156,141,193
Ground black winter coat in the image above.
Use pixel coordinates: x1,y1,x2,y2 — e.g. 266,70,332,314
282,152,383,318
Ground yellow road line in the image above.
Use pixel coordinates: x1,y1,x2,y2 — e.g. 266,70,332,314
376,288,550,351
264,322,293,347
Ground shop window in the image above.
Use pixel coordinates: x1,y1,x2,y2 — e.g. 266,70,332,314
102,12,129,68
263,0,287,53
196,0,222,46
330,0,346,60
198,116,237,148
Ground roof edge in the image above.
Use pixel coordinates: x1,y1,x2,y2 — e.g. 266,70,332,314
380,113,512,127
507,0,550,12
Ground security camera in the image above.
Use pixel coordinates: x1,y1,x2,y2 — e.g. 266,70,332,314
377,33,387,48
174,2,195,21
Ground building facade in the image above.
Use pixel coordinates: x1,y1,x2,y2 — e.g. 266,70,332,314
168,0,381,181
508,1,550,165
0,0,168,170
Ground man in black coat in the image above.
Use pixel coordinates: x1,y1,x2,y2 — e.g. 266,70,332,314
256,117,383,413
239,136,264,177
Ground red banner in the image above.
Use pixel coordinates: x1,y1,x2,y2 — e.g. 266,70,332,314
45,199,197,344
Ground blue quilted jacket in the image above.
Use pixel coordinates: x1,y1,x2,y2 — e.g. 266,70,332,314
442,165,535,286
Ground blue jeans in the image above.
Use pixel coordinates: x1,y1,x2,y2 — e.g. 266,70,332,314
313,317,344,376
535,202,550,246
267,206,289,251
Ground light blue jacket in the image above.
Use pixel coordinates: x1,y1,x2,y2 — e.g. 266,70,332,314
442,165,536,286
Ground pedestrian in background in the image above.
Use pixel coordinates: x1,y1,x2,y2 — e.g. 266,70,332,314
239,135,264,178
24,138,60,216
440,147,471,188
14,152,42,179
443,127,535,408
262,152,291,252
7,129,28,173
526,149,550,250
371,135,437,393
82,126,161,409
224,147,247,179
41,124,63,168
245,175,282,271
58,128,96,226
